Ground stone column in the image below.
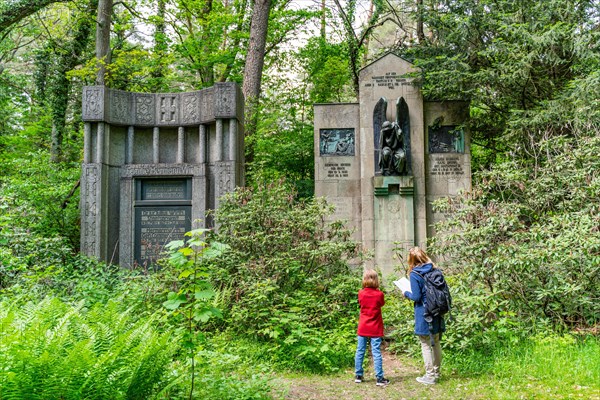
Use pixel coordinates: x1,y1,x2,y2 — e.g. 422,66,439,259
177,127,185,164
96,122,105,163
153,127,160,164
216,119,224,162
229,119,237,162
83,123,92,163
127,126,134,164
199,125,207,163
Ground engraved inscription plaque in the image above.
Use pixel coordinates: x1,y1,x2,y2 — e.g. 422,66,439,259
134,178,192,267
134,207,191,266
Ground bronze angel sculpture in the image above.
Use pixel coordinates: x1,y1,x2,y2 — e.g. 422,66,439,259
373,97,411,176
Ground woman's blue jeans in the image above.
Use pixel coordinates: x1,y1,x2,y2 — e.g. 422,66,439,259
354,335,383,379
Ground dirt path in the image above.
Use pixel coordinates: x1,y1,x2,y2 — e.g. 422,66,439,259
272,350,451,400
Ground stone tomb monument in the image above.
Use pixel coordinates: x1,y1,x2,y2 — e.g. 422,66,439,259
80,83,244,268
314,53,470,274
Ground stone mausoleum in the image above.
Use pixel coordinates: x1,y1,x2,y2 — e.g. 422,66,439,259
80,83,244,268
314,53,471,274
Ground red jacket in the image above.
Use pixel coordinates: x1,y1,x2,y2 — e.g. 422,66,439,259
357,287,385,337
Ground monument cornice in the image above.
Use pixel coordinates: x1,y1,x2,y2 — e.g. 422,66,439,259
82,83,244,127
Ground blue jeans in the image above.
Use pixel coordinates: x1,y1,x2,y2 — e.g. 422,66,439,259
354,336,384,379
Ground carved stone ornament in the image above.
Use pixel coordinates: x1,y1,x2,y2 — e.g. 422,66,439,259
135,94,155,125
82,86,105,121
110,89,132,125
181,93,200,124
158,94,179,125
82,85,243,127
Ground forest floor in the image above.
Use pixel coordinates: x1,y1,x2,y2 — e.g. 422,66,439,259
270,349,600,400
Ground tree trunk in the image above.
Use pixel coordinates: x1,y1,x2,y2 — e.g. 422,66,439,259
95,0,113,85
416,0,424,44
362,0,374,63
0,0,68,34
242,0,272,165
320,0,326,39
199,0,215,86
150,0,167,91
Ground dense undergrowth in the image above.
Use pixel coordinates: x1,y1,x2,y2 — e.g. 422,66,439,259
1,150,599,398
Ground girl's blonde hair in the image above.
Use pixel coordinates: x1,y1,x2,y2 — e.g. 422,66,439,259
362,269,379,288
407,247,433,272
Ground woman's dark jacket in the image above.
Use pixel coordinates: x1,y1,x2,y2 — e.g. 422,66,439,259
403,263,446,336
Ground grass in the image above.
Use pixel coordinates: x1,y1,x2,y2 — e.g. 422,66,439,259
270,334,600,399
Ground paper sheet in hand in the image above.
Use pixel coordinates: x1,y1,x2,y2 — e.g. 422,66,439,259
393,277,411,294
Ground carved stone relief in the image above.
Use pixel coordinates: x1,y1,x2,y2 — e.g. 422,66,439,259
158,94,179,125
82,164,99,255
135,94,155,125
215,84,234,117
200,88,214,123
82,86,104,120
110,89,131,125
218,163,234,194
181,92,200,124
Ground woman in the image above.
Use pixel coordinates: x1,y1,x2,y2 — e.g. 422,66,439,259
403,247,445,385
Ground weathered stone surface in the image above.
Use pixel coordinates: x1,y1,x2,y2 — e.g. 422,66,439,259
82,85,244,128
81,84,244,268
314,54,470,273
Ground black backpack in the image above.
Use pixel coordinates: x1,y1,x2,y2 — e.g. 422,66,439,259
413,268,452,324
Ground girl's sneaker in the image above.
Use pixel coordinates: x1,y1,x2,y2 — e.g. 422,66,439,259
376,377,390,386
354,375,363,383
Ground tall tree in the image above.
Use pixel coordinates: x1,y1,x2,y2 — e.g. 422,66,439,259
332,0,393,94
242,0,272,163
95,0,112,85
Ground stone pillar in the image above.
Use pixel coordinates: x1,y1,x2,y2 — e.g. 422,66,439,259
97,122,105,163
83,123,92,163
229,119,237,161
177,127,185,164
199,124,207,164
127,126,134,164
216,119,224,161
153,127,160,163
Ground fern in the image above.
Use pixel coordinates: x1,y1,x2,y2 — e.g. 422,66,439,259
0,297,179,399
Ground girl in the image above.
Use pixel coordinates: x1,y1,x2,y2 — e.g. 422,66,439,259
354,269,389,386
403,247,445,385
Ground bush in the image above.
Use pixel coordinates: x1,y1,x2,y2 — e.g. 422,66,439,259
430,133,600,338
202,178,362,372
0,152,81,248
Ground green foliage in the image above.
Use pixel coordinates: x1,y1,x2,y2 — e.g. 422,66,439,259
444,334,599,398
203,178,361,372
161,229,228,398
179,347,272,400
0,298,178,400
0,152,80,247
430,131,600,335
296,37,354,104
162,229,226,338
398,0,600,167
